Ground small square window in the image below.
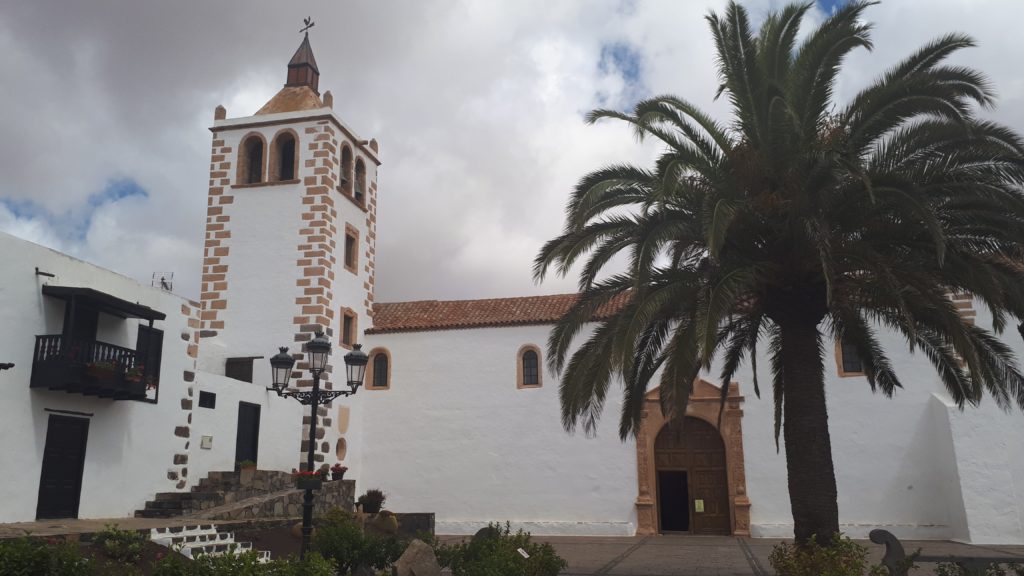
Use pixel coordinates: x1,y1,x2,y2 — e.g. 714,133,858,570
341,310,356,348
343,225,359,275
345,234,356,267
225,357,254,383
838,341,864,375
198,391,216,409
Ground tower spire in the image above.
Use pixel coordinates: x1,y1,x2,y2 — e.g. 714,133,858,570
286,18,320,94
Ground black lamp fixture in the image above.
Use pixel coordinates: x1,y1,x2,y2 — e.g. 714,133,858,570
306,331,331,376
268,347,296,393
344,344,368,393
267,329,368,559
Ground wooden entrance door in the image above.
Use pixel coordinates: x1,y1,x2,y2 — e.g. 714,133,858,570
654,417,730,535
234,402,261,467
37,415,90,519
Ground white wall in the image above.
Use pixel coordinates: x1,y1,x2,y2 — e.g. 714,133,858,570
734,300,1024,543
361,325,638,536
0,232,195,521
189,371,307,478
200,110,379,477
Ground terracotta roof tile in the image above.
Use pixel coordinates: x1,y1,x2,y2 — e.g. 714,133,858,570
367,293,626,334
255,86,324,115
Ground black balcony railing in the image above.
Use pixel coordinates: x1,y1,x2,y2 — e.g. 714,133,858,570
31,335,151,400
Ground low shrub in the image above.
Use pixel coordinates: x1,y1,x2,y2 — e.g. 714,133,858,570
357,489,386,514
431,522,567,576
151,550,333,576
935,562,1024,576
0,537,93,576
313,508,404,574
93,523,147,564
769,533,888,576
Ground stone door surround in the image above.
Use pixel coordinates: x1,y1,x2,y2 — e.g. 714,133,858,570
635,380,751,536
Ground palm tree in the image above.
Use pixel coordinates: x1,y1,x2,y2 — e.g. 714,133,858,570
534,0,1024,545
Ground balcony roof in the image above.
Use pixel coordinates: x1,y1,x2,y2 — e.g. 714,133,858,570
42,285,167,321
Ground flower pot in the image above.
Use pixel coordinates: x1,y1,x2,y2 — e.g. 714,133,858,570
331,471,346,481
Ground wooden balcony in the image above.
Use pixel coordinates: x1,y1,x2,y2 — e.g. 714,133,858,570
30,335,152,401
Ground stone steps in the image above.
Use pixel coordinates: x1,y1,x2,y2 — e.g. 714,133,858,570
150,524,269,563
135,470,295,519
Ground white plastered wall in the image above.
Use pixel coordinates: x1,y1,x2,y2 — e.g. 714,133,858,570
733,300,1024,543
360,325,638,536
0,232,194,521
188,371,306,478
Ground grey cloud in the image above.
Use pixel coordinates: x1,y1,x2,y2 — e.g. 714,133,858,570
2,1,1023,304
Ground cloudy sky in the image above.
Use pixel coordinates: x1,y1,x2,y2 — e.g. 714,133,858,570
3,0,1024,303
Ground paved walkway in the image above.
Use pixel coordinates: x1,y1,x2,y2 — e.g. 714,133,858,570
443,534,1024,576
5,519,1024,575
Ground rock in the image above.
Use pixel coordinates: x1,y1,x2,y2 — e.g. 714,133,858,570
392,539,441,576
366,510,400,537
472,526,500,543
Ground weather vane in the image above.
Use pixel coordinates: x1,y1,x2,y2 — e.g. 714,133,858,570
300,17,315,35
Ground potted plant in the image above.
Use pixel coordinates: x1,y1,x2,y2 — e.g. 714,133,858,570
125,364,145,383
237,460,257,485
85,360,124,393
122,364,148,397
292,469,322,491
357,489,385,514
330,463,348,481
85,360,120,381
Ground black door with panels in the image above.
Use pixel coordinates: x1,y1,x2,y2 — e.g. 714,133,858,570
36,415,90,519
235,402,261,468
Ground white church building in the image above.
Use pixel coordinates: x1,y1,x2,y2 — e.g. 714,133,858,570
2,33,1024,545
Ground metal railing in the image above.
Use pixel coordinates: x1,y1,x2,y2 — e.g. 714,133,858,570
33,334,138,369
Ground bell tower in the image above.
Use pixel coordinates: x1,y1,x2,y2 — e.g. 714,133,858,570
197,28,381,469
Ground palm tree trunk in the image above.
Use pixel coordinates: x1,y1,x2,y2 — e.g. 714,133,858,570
778,311,839,546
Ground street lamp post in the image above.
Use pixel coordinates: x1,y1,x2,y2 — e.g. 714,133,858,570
268,330,368,559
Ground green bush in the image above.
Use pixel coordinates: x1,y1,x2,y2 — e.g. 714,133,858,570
935,562,1024,576
93,523,147,564
357,489,386,514
313,508,404,574
0,537,93,576
151,550,333,576
769,533,888,576
431,522,567,576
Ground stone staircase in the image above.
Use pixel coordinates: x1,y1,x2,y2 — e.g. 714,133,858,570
150,524,270,562
135,470,293,519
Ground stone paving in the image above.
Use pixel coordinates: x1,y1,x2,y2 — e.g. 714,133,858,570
441,534,1024,576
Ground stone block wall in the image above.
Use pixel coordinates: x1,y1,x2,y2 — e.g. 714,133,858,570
200,478,354,521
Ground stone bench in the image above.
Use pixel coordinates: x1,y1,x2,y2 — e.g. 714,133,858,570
870,529,1024,575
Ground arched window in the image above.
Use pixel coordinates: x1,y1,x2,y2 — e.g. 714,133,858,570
517,345,542,388
340,146,353,194
354,159,366,205
373,354,388,388
271,132,296,181
836,340,864,377
239,134,265,184
366,348,391,390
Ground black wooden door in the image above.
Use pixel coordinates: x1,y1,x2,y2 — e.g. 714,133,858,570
136,326,164,376
657,470,690,532
36,415,90,519
234,402,261,467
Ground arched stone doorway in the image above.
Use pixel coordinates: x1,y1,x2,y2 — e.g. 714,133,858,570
635,380,751,536
655,417,730,534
